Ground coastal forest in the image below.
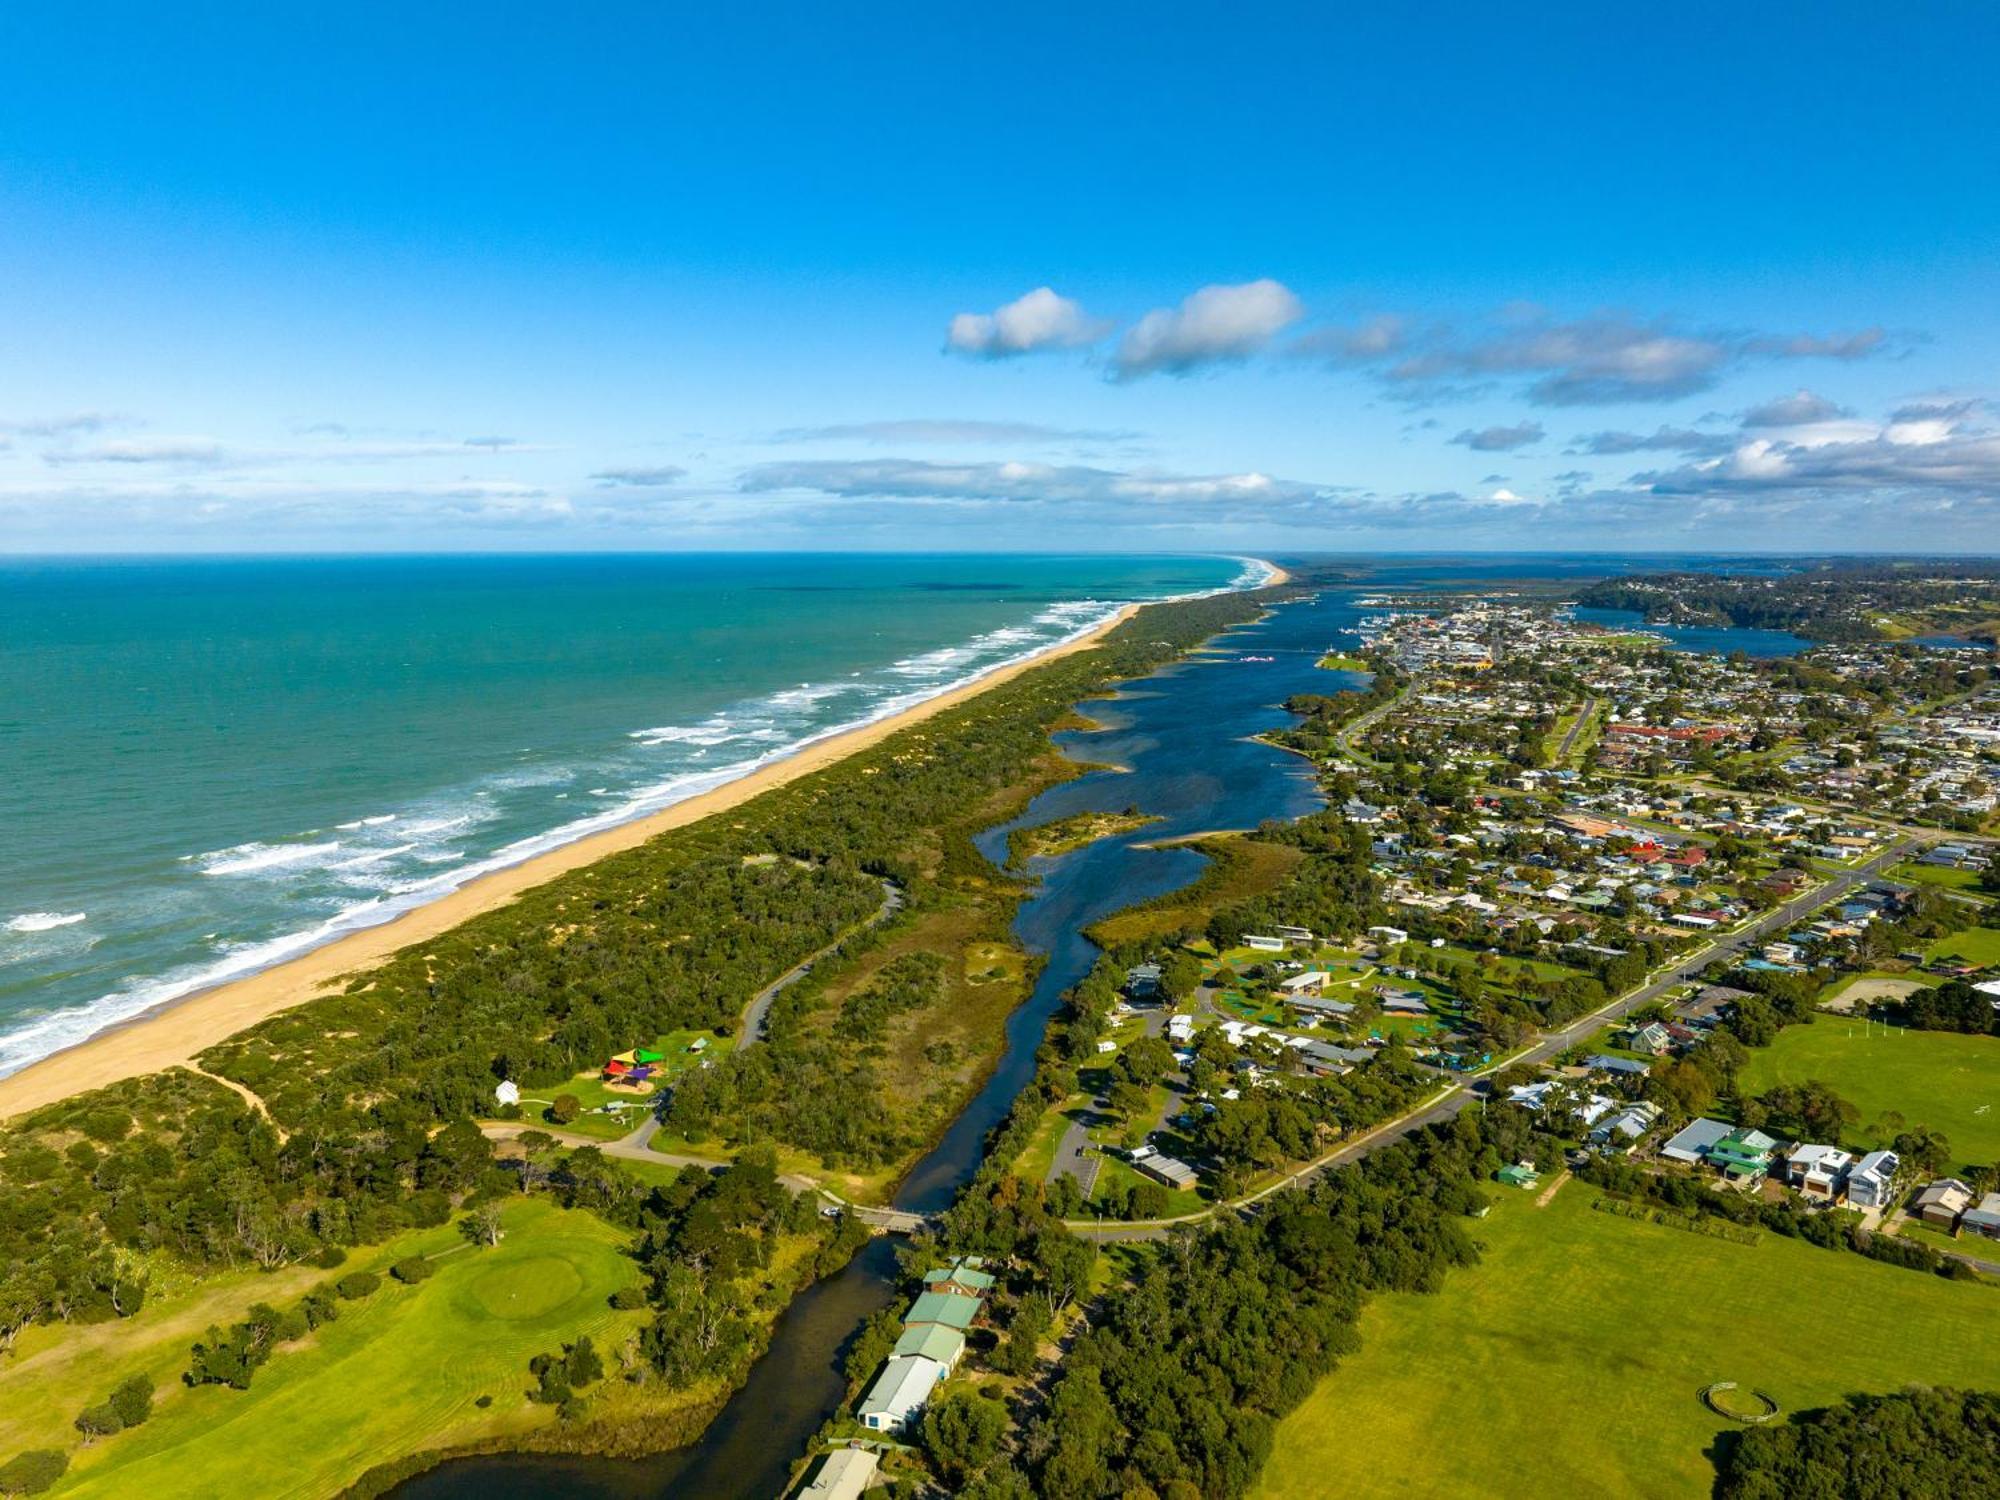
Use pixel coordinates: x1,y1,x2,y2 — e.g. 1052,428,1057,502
0,585,1269,1490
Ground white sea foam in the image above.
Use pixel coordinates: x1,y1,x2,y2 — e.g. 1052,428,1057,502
5,912,86,933
198,841,343,876
333,842,418,869
0,560,1274,1080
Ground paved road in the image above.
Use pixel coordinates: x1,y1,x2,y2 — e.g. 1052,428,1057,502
737,877,904,1047
1069,837,1918,1241
1552,696,1599,764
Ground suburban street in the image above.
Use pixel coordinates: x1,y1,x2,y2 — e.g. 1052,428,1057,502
1069,835,1922,1240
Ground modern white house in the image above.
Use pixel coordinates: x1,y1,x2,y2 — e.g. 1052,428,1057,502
858,1354,944,1433
1784,1143,1854,1199
1244,934,1286,952
1844,1149,1900,1209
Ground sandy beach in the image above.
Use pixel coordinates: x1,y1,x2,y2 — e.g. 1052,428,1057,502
0,576,1278,1121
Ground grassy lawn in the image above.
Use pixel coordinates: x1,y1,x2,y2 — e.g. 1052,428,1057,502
1084,1155,1205,1220
527,1028,736,1137
1892,861,1986,893
1255,1188,2000,1500
1011,1100,1079,1183
1928,925,2000,966
8,1199,656,1500
1736,1020,2000,1164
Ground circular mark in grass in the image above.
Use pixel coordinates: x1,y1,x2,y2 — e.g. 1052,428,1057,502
466,1256,586,1321
1702,1382,1781,1423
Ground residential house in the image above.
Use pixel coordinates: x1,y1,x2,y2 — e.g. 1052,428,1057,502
1660,1118,1733,1165
903,1289,981,1332
1845,1150,1899,1210
1584,1053,1651,1078
800,1448,881,1500
1280,970,1332,998
858,1355,944,1433
1963,1192,2000,1241
924,1258,997,1297
1244,934,1286,953
891,1322,967,1376
1589,1100,1662,1149
1708,1127,1781,1181
1912,1178,1974,1232
1784,1143,1854,1199
1625,1021,1674,1056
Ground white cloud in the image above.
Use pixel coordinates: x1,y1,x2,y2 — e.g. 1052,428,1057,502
945,287,1109,358
1640,397,2000,498
1113,279,1304,379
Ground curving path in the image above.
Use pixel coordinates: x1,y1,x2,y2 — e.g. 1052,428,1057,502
736,876,904,1048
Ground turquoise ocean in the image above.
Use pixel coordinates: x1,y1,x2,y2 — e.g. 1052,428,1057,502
0,553,1256,1076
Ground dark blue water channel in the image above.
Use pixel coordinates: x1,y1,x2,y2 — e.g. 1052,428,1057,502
390,590,1350,1500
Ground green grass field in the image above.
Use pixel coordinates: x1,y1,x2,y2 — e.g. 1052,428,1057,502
1736,1020,2000,1164
1255,1188,2000,1500
1893,861,1986,893
1929,925,2000,966
17,1199,654,1500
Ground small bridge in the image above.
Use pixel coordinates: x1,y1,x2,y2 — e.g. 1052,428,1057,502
841,1203,935,1235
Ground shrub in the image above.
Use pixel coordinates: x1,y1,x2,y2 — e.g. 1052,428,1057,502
335,1271,381,1301
609,1285,647,1310
548,1094,582,1125
311,1245,348,1269
75,1401,125,1439
108,1374,153,1429
0,1450,68,1496
390,1257,436,1285
299,1289,340,1330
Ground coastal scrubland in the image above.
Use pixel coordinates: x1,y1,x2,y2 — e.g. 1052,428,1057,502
0,585,1272,1492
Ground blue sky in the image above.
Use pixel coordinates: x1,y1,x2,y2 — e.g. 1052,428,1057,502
2,2,1997,552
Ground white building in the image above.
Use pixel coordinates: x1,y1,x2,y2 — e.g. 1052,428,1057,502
1845,1150,1900,1209
858,1354,944,1433
1785,1143,1854,1199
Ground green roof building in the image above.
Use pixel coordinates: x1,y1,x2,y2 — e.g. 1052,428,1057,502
1708,1127,1778,1179
924,1260,997,1295
905,1289,980,1331
1497,1163,1539,1189
891,1322,966,1373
